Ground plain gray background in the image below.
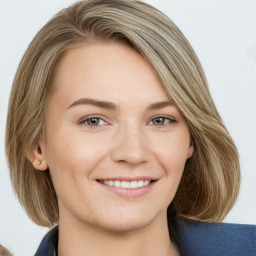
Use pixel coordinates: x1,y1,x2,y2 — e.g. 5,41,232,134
0,0,256,255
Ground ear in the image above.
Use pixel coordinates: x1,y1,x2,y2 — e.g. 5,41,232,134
26,143,48,171
187,144,194,159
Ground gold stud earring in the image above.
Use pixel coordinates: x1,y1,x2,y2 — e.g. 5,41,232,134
37,161,41,165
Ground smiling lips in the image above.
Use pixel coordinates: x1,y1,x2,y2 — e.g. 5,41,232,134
97,178,157,197
99,180,151,189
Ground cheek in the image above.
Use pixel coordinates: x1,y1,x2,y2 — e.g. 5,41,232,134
44,127,107,186
44,130,109,217
153,131,191,174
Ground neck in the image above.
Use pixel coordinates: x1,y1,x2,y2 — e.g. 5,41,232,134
58,212,180,256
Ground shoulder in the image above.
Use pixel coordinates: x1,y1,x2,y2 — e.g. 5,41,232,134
34,226,58,256
35,221,256,256
176,218,256,256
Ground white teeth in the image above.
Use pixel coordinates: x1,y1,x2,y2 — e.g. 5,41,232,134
143,180,150,186
102,180,151,188
137,180,144,187
114,180,121,187
130,181,138,188
121,181,130,188
108,180,114,186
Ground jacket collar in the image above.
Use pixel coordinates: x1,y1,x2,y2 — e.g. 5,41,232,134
34,220,256,256
34,226,58,256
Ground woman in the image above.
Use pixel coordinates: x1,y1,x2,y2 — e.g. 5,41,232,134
5,0,255,255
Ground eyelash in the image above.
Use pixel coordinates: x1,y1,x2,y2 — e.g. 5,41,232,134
78,115,176,129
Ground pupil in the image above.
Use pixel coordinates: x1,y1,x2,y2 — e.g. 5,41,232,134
155,117,164,125
89,118,99,125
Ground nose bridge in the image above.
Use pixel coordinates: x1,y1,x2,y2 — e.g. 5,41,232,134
111,121,150,165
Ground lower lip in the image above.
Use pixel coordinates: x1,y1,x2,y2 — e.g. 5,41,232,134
97,181,157,197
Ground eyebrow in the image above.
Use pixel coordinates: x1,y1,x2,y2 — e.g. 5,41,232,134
67,97,173,111
67,98,118,110
147,100,173,110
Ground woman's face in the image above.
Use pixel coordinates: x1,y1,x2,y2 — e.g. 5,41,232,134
39,43,193,232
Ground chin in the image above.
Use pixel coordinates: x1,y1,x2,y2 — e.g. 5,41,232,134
93,209,160,233
101,219,152,233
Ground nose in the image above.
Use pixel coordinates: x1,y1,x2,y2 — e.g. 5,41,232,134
111,125,150,166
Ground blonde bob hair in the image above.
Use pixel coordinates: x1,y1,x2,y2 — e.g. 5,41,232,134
6,0,240,227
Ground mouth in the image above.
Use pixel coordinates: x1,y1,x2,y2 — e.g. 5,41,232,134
97,179,157,189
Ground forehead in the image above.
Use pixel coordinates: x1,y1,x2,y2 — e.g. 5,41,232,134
50,43,169,104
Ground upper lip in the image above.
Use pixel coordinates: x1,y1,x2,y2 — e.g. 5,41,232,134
96,176,158,182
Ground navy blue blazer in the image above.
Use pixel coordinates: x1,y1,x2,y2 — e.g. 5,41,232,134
35,219,256,256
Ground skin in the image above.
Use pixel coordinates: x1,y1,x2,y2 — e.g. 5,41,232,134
31,43,193,256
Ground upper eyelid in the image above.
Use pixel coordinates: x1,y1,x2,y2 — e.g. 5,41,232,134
151,114,176,120
78,115,108,123
147,115,176,123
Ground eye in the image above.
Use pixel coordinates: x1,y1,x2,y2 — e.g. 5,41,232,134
148,116,176,126
78,116,107,128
